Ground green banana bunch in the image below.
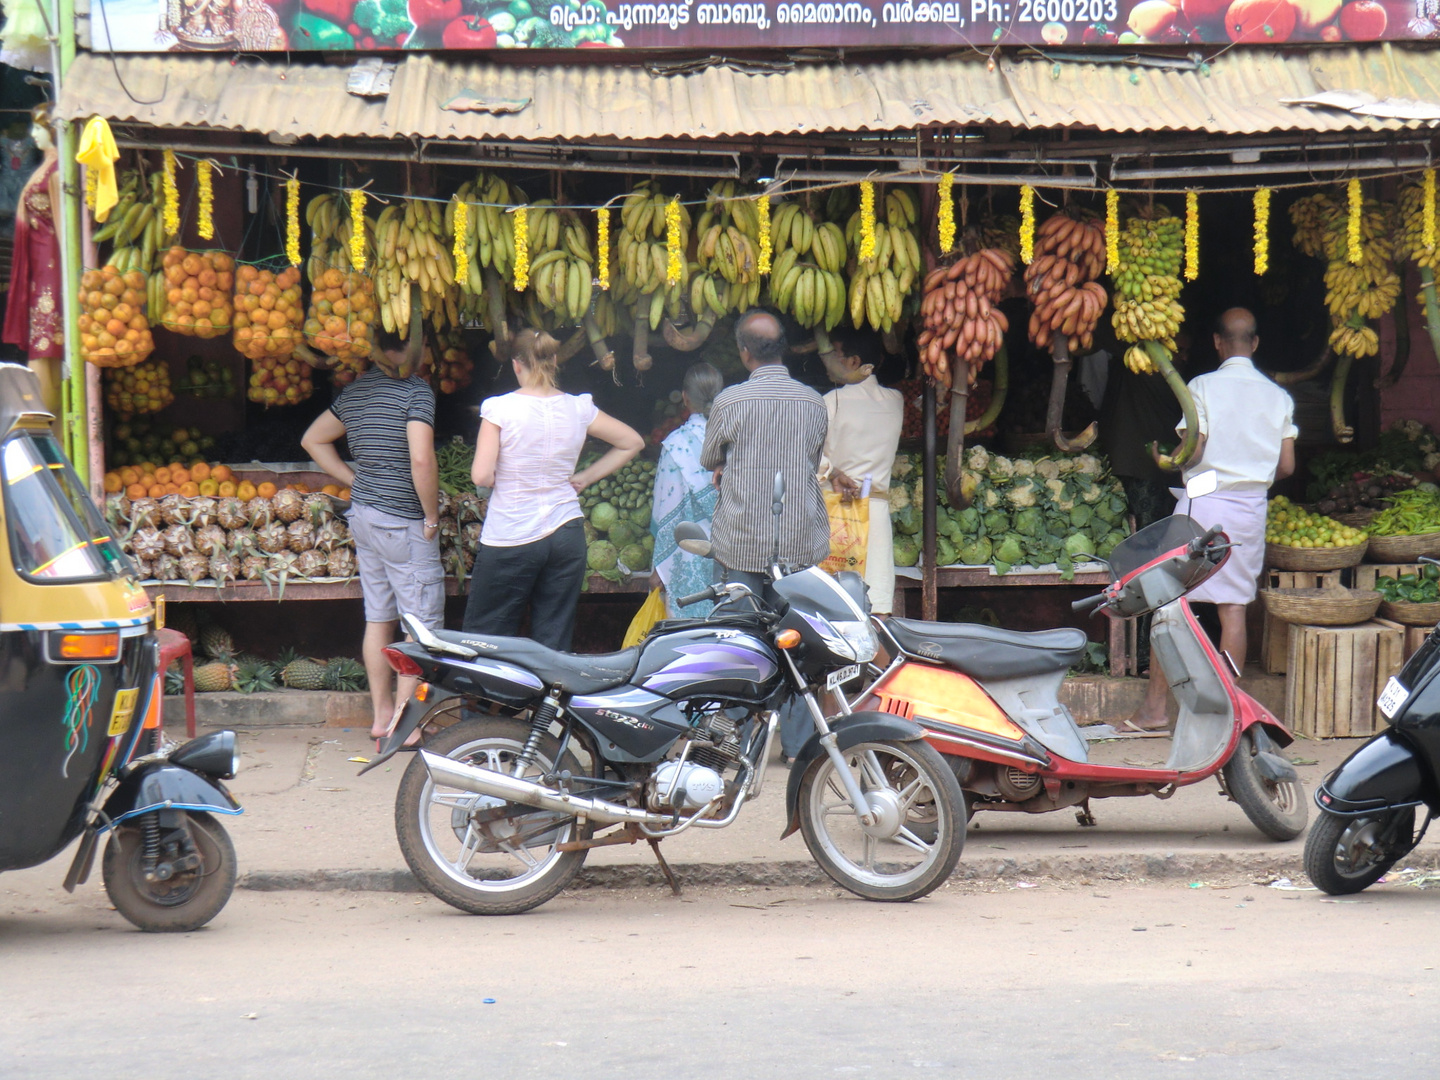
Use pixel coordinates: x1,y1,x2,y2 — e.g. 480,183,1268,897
98,170,167,280
686,180,765,322
374,199,460,336
842,187,921,331
762,202,845,331
526,208,596,326
615,182,691,331
1110,211,1184,354
455,172,523,285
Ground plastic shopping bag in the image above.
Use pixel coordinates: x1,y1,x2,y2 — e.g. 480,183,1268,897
623,588,668,648
819,490,869,577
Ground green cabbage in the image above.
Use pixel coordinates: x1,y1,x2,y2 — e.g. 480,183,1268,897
955,506,981,536
1098,530,1128,559
590,502,619,532
983,509,1009,534
1070,504,1093,529
893,535,920,567
1065,532,1096,559
620,543,651,572
1014,508,1044,537
936,537,958,566
608,521,640,549
995,535,1024,566
960,537,992,566
587,541,618,572
894,505,921,536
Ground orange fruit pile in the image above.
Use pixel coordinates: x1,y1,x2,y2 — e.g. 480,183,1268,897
79,267,154,367
233,265,304,360
304,267,377,362
106,461,237,501
103,358,174,418
160,248,235,339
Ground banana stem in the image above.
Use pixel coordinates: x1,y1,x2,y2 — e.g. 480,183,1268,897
583,312,614,369
1419,266,1440,372
944,359,971,510
881,328,903,356
557,326,588,364
632,310,650,385
1046,337,1098,452
483,267,511,360
1331,351,1355,444
661,317,716,352
812,327,844,365
965,343,1008,435
1271,340,1334,386
1146,340,1199,471
1377,269,1411,389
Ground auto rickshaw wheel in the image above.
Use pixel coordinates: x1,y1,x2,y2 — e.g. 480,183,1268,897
102,811,237,933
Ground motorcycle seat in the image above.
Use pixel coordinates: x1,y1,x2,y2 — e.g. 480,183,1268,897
886,618,1089,680
431,630,640,695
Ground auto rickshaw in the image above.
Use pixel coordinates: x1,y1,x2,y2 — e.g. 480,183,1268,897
0,363,242,932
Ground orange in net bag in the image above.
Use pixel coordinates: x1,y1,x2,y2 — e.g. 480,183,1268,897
79,267,155,367
233,264,314,406
104,357,174,418
304,266,377,371
159,247,235,339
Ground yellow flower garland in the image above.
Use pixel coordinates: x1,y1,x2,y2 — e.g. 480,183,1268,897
1184,190,1199,281
597,207,611,290
937,173,956,255
1019,185,1035,265
1105,189,1120,274
1347,178,1363,265
1424,169,1437,253
84,167,96,213
1252,188,1270,276
285,177,301,267
452,197,468,286
348,188,367,271
665,197,683,286
858,181,877,263
161,149,180,239
756,195,772,275
512,206,530,290
196,160,214,242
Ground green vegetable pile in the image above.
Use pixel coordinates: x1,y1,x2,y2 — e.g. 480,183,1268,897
437,436,476,496
578,453,656,584
889,447,1131,579
1370,489,1440,537
1307,419,1440,502
1374,564,1440,603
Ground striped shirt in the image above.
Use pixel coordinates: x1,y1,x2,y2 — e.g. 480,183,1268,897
700,364,830,574
330,368,435,520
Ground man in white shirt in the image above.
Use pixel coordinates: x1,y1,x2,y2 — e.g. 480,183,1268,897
1130,308,1296,732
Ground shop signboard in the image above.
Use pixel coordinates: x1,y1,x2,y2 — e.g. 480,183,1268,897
85,0,1429,53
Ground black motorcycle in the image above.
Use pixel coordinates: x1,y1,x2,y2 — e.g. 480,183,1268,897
1305,562,1440,894
366,478,963,914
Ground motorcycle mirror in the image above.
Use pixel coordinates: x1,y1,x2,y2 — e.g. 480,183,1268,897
772,471,786,513
674,521,713,558
1185,469,1218,500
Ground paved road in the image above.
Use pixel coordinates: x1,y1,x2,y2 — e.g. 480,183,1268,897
3,876,1438,1079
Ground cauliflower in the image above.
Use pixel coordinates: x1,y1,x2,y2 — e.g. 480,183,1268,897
1398,419,1425,440
965,445,990,473
1073,453,1103,477
1006,478,1039,509
1055,457,1079,476
1079,479,1106,505
1035,457,1061,481
1426,451,1440,472
982,487,1004,511
888,486,911,512
987,456,1016,483
1044,478,1067,503
1013,458,1036,479
892,454,915,481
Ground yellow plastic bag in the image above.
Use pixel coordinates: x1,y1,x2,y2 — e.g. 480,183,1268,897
623,588,668,648
819,491,869,577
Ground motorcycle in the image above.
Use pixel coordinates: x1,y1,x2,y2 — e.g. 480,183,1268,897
847,513,1308,841
1305,562,1440,894
0,363,241,932
366,476,964,914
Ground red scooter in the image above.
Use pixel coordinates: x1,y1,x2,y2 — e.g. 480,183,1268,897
851,515,1308,840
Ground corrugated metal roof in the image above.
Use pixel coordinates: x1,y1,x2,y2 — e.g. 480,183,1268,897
56,46,1440,143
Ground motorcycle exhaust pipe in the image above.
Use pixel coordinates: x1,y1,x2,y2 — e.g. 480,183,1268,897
420,750,671,827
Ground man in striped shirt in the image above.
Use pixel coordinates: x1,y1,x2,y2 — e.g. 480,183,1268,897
700,310,830,592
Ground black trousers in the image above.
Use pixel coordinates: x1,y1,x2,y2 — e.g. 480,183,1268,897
462,519,588,651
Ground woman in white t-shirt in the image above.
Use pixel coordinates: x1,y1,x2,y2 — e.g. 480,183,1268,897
464,329,644,650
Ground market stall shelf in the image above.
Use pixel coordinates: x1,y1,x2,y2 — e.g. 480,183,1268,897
143,574,650,604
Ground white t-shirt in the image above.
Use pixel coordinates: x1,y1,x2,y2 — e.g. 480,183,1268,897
480,391,598,546
1178,356,1299,491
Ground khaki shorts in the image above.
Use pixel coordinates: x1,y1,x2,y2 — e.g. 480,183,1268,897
346,502,445,629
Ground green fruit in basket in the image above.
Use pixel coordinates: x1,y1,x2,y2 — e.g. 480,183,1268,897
1265,496,1366,549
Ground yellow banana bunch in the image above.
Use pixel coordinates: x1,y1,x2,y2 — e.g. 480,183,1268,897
1398,181,1440,272
455,172,522,284
615,182,691,332
1110,210,1184,358
525,207,595,326
1330,321,1380,358
766,202,846,331
1123,344,1157,375
1296,190,1400,357
842,187,922,330
374,199,460,336
688,180,764,321
1289,193,1335,260
305,192,371,284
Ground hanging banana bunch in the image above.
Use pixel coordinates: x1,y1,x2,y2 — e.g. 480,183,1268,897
94,168,171,316
917,232,1015,392
1290,190,1396,363
614,181,692,377
304,192,375,282
1397,175,1440,389
1110,209,1185,376
666,180,765,351
373,198,460,337
522,203,595,328
843,186,922,333
767,200,846,332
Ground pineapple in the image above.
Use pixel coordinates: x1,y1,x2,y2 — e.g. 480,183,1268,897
131,526,166,562
438,491,453,518
232,654,279,694
193,661,236,693
160,493,192,526
164,663,186,696
323,656,368,692
179,551,210,584
461,521,481,554
267,551,299,598
286,518,316,554
189,496,218,528
131,556,154,581
272,488,304,524
281,655,329,690
240,554,268,581
167,605,200,642
295,548,328,579
152,553,181,581
228,526,258,557
314,519,348,552
438,516,459,548
217,496,248,530
246,496,274,529
209,550,238,587
257,521,288,554
199,622,235,661
194,524,228,557
303,493,333,526
326,545,357,580
455,492,486,525
104,493,132,530
130,497,161,530
162,524,197,558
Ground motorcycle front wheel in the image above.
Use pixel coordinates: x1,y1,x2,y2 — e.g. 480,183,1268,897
1222,728,1308,841
395,716,592,916
1304,807,1416,895
797,739,963,902
102,812,237,933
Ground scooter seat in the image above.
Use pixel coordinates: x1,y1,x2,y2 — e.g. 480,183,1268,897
431,629,640,695
887,618,1089,680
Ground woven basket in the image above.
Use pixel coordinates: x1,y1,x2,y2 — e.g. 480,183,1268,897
1378,599,1440,626
1261,588,1381,626
1365,532,1440,562
1266,540,1369,572
1332,508,1378,530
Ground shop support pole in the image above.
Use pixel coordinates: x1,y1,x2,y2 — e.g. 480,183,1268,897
922,379,938,622
54,0,88,480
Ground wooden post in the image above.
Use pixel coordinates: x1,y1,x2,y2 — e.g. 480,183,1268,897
922,379,938,621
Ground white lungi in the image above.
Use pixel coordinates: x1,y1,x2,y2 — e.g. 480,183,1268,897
863,496,895,615
1174,489,1267,605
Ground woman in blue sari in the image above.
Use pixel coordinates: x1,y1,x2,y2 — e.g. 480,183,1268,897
650,363,724,617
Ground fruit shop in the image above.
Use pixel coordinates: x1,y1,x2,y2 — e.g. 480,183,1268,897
41,44,1440,687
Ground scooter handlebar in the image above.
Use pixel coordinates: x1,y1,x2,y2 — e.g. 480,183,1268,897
1187,526,1224,559
1071,591,1110,614
676,584,722,608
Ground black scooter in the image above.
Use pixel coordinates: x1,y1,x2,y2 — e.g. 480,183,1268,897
1305,560,1440,894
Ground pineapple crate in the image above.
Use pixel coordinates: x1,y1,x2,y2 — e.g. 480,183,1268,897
1284,618,1404,738
1261,570,1345,676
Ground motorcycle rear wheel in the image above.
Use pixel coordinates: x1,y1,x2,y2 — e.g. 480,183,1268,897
1304,807,1415,895
797,738,963,902
1222,728,1308,841
102,812,237,933
395,716,592,916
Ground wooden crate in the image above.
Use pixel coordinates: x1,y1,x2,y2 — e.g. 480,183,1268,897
1404,624,1430,662
1262,570,1345,675
1353,564,1422,591
1285,618,1404,738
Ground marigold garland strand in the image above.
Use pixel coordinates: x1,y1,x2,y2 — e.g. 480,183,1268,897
1105,189,1120,273
858,181,877,263
347,188,367,271
937,173,956,255
196,160,214,242
452,197,468,286
665,197,683,285
1347,178,1363,265
1184,190,1199,281
1019,185,1035,265
285,177,301,266
161,149,180,239
596,207,611,290
1253,188,1271,276
756,195,772,275
1424,169,1437,253
84,168,96,213
512,206,530,290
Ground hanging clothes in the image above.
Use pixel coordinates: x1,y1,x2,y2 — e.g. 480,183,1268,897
2,156,62,359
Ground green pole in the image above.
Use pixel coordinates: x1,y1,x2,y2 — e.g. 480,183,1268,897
55,0,88,480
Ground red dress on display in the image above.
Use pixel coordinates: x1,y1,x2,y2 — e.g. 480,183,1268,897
2,157,62,359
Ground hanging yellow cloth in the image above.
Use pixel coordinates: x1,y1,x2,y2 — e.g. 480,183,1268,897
75,116,120,222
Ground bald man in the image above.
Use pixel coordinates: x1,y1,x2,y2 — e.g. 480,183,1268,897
1130,308,1296,731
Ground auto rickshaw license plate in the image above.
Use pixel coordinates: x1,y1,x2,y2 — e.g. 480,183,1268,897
108,689,139,735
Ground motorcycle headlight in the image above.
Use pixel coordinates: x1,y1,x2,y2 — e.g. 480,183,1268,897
832,619,879,664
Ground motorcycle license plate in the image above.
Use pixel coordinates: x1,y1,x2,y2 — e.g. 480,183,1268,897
1377,676,1410,720
826,664,861,691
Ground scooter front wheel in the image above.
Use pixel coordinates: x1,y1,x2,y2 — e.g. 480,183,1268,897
1222,728,1308,840
102,812,237,933
797,739,963,902
1304,807,1416,895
